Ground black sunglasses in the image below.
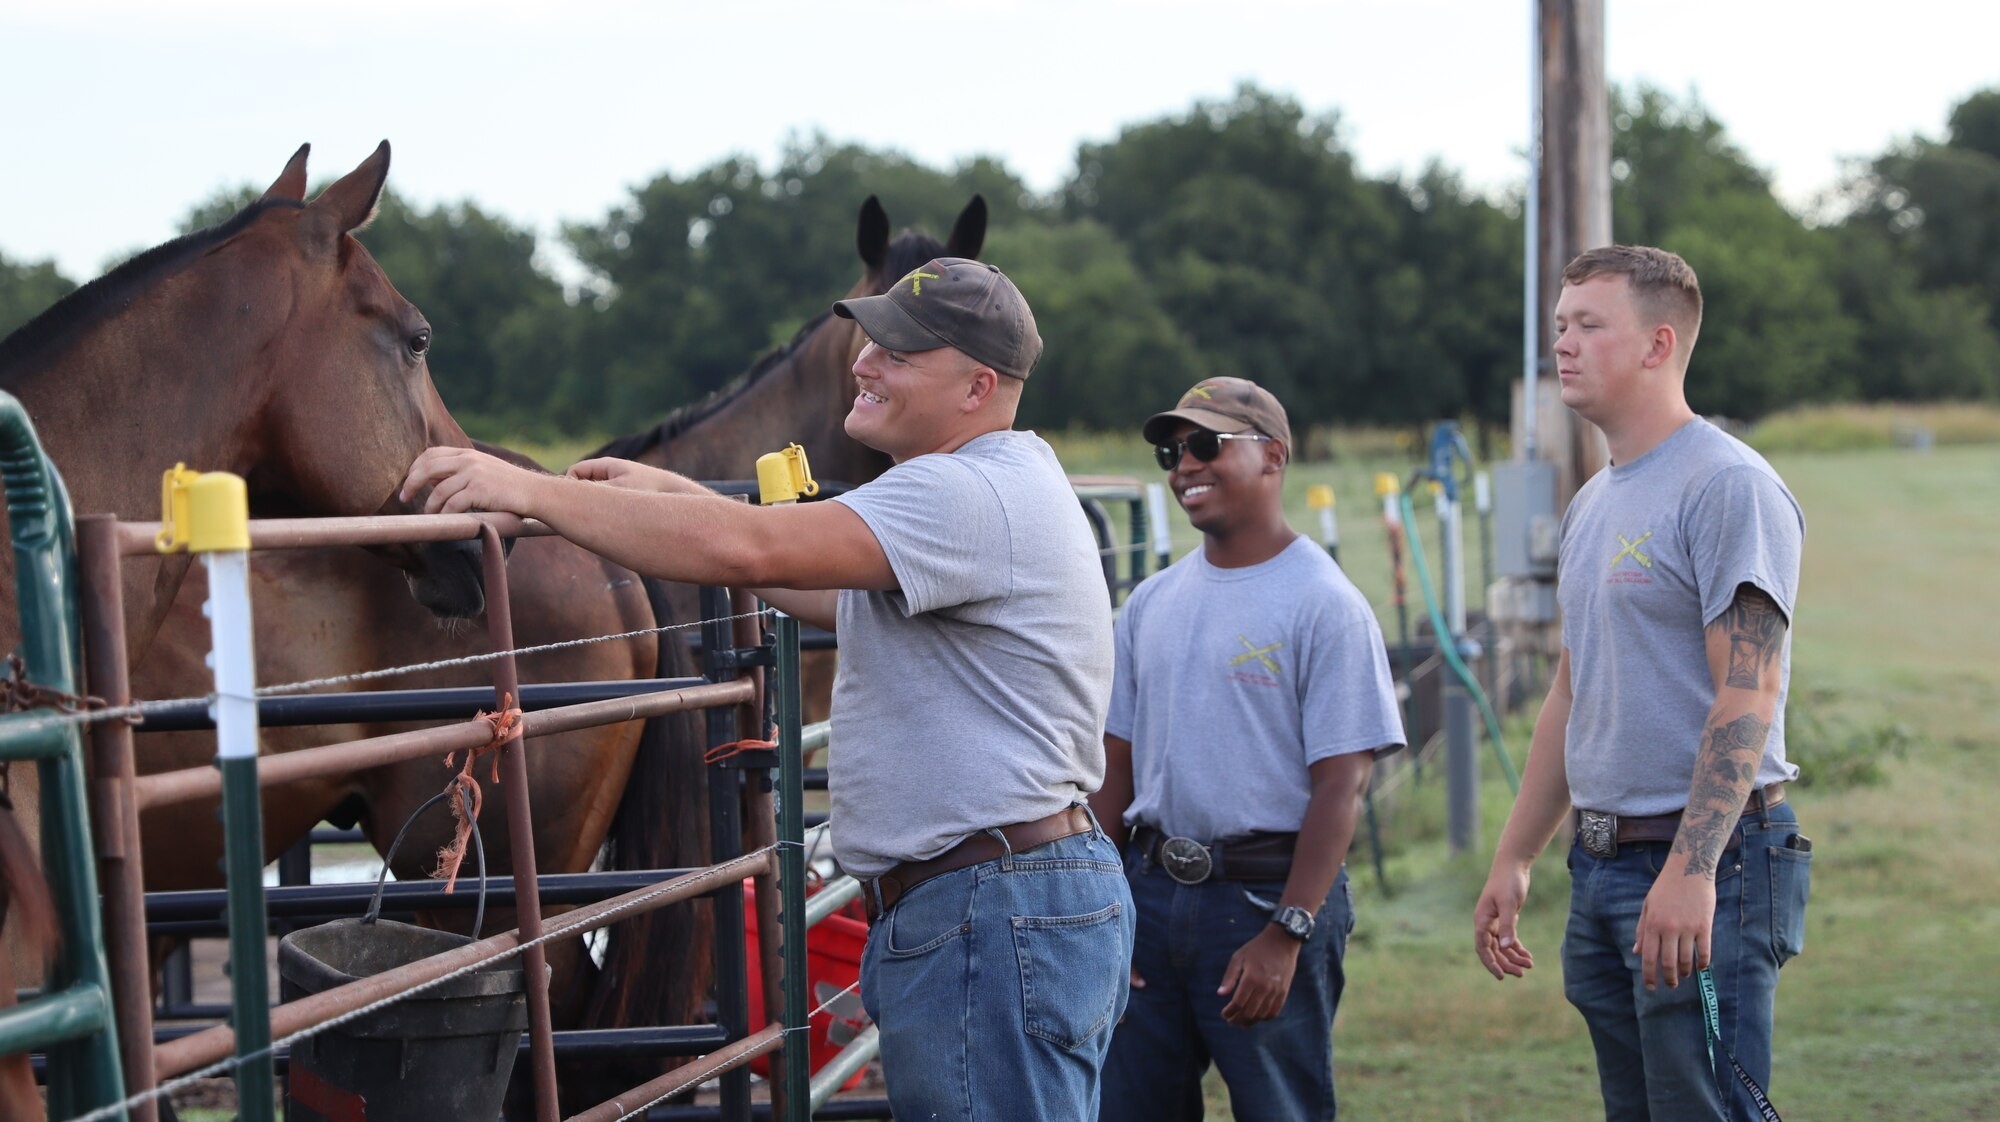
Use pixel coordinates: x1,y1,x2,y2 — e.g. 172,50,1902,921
1154,430,1271,471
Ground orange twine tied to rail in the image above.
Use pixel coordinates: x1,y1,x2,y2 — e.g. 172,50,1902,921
703,724,778,765
432,693,525,892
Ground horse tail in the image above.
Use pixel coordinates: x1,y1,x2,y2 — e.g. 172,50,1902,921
0,791,58,971
584,578,714,1038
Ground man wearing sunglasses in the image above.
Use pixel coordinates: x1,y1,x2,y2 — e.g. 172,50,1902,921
402,258,1133,1122
1092,378,1405,1121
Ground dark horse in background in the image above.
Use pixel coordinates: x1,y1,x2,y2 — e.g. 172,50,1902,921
592,194,987,723
0,142,489,1122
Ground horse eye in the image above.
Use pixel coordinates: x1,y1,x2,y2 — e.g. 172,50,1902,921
409,329,431,357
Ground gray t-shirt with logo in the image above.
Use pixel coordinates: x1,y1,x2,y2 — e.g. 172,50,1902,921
1559,418,1805,816
1106,536,1405,841
827,429,1114,878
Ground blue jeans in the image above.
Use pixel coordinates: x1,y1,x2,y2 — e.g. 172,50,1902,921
1562,802,1812,1121
1100,853,1354,1122
860,825,1135,1122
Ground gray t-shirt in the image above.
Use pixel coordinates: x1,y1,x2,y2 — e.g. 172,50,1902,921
1559,418,1804,816
827,429,1114,877
1106,535,1405,841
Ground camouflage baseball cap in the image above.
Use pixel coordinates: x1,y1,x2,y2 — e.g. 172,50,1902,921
1142,377,1293,451
833,257,1043,379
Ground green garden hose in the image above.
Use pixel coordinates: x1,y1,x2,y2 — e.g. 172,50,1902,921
1399,491,1521,795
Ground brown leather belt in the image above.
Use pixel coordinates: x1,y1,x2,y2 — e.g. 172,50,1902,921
1128,825,1297,885
860,805,1094,923
1577,783,1787,858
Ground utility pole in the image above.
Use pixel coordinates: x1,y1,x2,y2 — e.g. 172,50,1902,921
1485,0,1614,854
1536,0,1612,505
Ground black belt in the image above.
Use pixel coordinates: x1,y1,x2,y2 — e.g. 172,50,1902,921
1128,825,1296,885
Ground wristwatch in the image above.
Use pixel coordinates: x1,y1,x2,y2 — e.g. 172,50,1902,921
1272,905,1315,942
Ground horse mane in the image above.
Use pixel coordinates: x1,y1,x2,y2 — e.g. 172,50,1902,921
590,226,951,462
589,308,837,461
0,198,305,383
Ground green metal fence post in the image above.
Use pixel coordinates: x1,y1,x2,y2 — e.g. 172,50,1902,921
774,613,810,1122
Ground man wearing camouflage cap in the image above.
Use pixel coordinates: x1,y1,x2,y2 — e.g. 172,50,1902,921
403,258,1134,1121
1091,378,1404,1121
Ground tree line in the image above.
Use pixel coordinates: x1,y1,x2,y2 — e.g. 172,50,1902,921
5,83,1998,443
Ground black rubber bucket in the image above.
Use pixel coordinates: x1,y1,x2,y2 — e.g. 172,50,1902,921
280,788,524,1122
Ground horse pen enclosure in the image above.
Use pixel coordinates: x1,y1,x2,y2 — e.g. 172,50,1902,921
0,391,887,1122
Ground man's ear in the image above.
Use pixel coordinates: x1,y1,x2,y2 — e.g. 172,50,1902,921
1643,323,1679,370
962,365,1000,412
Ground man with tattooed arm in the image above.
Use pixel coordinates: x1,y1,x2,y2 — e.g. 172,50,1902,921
1473,246,1812,1120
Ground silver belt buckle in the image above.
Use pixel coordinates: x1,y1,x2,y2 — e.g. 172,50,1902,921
1578,811,1619,859
1159,836,1214,885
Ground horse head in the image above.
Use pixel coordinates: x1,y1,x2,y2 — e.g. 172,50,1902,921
838,193,988,367
221,143,487,618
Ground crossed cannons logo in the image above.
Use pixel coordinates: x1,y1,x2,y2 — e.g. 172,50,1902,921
1609,531,1655,569
1224,640,1288,672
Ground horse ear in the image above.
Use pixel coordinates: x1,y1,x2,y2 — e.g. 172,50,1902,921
944,195,987,260
303,140,391,244
857,195,889,271
261,143,311,203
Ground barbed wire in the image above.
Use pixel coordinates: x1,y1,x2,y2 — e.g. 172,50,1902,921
0,609,773,738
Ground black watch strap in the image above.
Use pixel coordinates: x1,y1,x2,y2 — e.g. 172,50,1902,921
1272,905,1314,942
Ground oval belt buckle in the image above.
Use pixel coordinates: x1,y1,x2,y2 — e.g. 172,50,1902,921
1160,836,1214,885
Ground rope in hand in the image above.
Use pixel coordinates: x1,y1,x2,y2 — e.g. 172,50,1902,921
431,693,523,892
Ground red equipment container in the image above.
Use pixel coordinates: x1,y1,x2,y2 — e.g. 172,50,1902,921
743,880,871,1091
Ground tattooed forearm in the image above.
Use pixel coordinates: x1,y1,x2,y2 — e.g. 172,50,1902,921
1672,712,1772,877
1718,586,1786,689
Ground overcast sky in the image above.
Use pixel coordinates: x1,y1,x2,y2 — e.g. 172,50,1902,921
2,0,1994,282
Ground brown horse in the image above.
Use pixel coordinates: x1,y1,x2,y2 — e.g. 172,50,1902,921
0,141,487,1118
591,194,987,721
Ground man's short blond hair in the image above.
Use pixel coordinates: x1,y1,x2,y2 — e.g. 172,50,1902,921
1563,245,1703,358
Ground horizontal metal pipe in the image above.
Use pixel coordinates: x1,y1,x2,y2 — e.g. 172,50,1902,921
567,1023,785,1122
0,719,75,761
153,848,774,1077
800,721,831,754
146,867,727,925
150,1022,734,1063
0,983,109,1055
133,679,753,810
115,512,552,556
114,481,859,557
809,1024,882,1114
803,877,861,929
139,677,711,732
644,1100,894,1121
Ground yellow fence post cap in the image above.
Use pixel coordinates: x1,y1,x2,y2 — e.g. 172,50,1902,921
157,464,250,553
1373,473,1400,498
755,443,820,506
1305,484,1335,510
